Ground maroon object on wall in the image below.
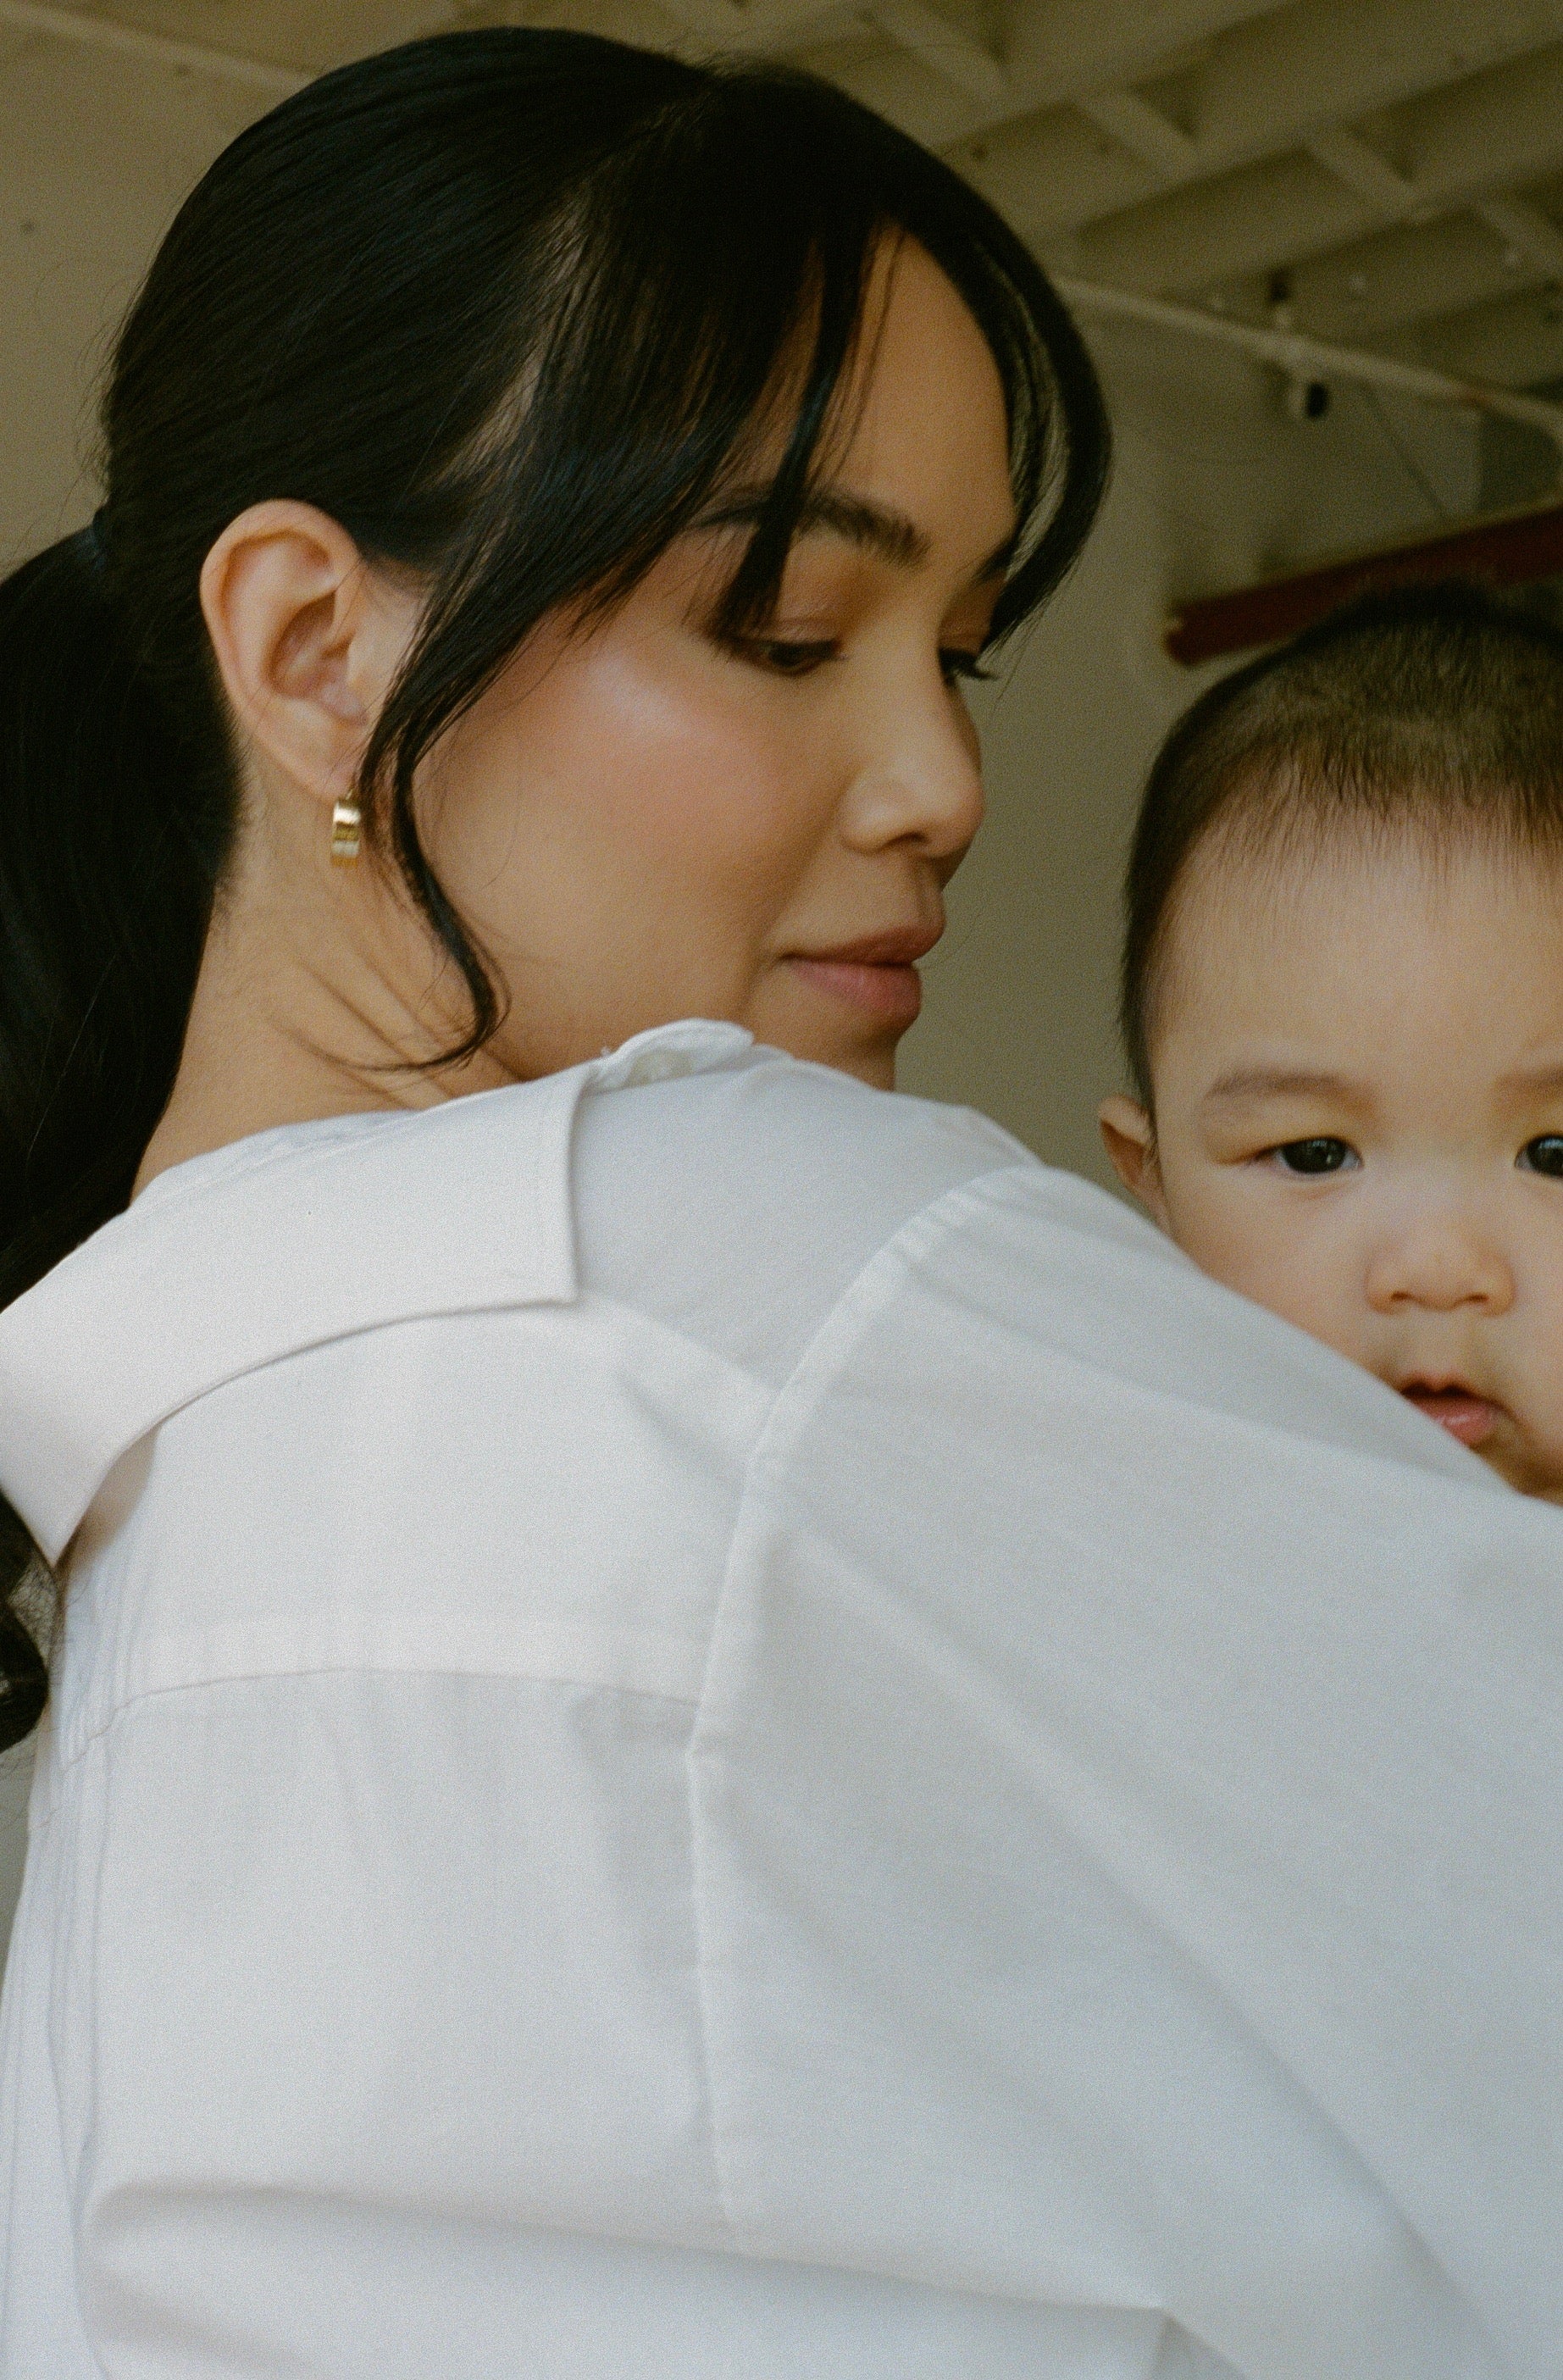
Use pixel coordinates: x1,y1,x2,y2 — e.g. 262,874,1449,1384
1165,499,1563,665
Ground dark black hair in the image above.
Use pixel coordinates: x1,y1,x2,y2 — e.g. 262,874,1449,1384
0,28,1109,1745
1121,580,1563,1107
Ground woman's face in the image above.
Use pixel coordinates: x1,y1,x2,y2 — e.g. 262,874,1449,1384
418,240,1015,1088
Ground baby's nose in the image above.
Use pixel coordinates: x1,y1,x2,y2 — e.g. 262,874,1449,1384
1366,1212,1515,1316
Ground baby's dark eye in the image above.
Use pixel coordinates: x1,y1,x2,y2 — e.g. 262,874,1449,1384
1520,1135,1563,1177
1272,1137,1355,1175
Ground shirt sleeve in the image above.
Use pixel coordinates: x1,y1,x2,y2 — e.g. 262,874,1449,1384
690,1163,1562,2380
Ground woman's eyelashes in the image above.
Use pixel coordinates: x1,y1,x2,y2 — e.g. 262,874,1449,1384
721,633,994,685
734,635,840,676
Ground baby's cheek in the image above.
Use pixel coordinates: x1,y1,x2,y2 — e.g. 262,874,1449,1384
1169,1187,1365,1354
1475,1426,1563,1502
1250,1279,1375,1373
1497,1332,1563,1499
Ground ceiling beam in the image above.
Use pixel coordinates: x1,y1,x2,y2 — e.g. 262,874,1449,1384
1001,0,1282,118
862,0,1006,108
1474,193,1563,285
821,0,1278,150
1061,38,1563,296
965,0,1563,232
1190,0,1563,163
1226,213,1545,345
0,0,849,80
1072,152,1372,294
10,0,1563,379
1074,89,1197,178
652,0,845,53
0,0,306,92
967,107,1161,236
1304,125,1422,219
652,0,758,42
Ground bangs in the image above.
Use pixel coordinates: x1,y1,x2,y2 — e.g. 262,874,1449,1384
391,64,1100,687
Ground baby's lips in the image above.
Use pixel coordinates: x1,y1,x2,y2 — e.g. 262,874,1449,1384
1399,1384,1500,1448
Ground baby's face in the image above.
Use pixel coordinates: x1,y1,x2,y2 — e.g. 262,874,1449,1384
1100,835,1563,1499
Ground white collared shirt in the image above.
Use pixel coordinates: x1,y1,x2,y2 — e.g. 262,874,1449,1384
0,1022,1558,2380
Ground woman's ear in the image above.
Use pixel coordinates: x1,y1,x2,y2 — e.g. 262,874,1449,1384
198,500,419,818
1098,1094,1169,1226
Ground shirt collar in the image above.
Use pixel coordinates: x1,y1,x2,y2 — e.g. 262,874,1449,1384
0,1020,752,1562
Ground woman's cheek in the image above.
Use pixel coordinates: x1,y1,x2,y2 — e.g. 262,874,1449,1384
579,652,839,887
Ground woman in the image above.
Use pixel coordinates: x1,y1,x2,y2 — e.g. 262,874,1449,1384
1,31,1559,2380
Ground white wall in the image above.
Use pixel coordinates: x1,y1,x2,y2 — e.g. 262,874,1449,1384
0,44,1483,1955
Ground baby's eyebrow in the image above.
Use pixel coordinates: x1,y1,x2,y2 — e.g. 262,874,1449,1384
1496,1060,1563,1100
1202,1066,1361,1107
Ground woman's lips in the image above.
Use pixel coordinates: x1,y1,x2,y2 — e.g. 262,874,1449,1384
787,955,924,1025
1400,1385,1501,1447
786,930,939,1029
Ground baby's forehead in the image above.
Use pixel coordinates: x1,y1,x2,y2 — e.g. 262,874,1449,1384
1172,804,1563,935
1150,818,1563,1067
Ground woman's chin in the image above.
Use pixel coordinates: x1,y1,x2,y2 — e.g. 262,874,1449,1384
762,1007,903,1088
751,965,915,1087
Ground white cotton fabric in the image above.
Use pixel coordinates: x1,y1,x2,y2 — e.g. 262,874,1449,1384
0,1019,1559,2380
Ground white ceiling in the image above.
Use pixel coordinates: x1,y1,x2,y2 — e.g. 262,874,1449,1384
5,0,1563,396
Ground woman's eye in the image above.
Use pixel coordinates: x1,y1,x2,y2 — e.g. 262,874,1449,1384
1271,1137,1357,1176
738,637,840,678
735,641,995,686
1520,1134,1563,1177
939,649,995,687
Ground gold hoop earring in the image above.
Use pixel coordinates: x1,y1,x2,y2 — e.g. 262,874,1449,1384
330,797,362,864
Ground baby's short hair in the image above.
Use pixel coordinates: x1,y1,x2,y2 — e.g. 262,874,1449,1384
1122,581,1563,1103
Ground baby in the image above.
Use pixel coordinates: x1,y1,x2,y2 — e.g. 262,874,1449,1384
1099,580,1563,1502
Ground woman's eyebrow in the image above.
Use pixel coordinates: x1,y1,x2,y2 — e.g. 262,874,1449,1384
696,485,1016,584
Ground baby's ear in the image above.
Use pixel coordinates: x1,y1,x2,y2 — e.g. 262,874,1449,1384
1098,1096,1166,1220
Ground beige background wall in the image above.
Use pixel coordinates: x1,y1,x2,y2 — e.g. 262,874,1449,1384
0,42,1483,1945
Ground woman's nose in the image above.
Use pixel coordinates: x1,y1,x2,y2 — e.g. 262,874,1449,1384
1365,1211,1516,1316
836,667,985,862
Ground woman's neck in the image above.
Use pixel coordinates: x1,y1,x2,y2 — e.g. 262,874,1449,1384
133,851,513,1197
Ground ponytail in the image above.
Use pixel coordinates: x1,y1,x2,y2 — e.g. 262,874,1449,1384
0,525,222,1747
